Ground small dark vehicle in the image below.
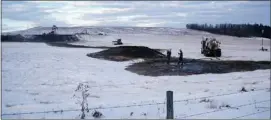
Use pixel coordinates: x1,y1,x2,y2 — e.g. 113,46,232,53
112,39,123,45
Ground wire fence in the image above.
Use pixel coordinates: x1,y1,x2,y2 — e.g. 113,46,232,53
174,87,269,102
179,99,270,118
232,109,270,119
2,87,270,119
2,74,270,118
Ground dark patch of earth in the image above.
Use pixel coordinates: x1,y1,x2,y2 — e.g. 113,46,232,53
86,45,270,76
125,58,270,76
87,46,166,61
46,42,112,49
1,34,79,42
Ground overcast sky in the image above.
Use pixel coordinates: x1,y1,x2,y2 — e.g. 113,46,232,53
2,1,270,32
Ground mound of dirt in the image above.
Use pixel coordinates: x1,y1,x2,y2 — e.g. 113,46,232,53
87,46,166,61
125,58,271,76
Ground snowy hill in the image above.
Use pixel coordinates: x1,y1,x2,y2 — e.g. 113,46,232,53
3,26,212,36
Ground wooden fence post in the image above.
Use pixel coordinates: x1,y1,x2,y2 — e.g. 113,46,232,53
166,91,174,119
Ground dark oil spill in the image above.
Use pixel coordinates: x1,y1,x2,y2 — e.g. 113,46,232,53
125,58,270,76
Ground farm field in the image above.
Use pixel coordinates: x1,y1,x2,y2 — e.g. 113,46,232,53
2,27,270,119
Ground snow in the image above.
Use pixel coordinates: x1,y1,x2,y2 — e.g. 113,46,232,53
2,27,270,119
3,27,211,36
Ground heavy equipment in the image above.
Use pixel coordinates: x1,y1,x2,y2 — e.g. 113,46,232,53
112,39,123,45
201,37,221,57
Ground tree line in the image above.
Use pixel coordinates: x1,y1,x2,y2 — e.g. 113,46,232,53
186,23,271,39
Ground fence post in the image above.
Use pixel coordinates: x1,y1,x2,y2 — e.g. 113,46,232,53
166,91,174,119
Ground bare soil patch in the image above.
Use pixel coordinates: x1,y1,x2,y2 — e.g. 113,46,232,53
87,46,166,61
125,58,270,76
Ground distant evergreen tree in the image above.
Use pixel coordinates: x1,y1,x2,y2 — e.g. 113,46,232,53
186,23,271,39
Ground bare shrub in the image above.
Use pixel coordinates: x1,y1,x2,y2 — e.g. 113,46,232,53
219,102,231,109
240,86,248,92
141,112,147,116
219,102,238,109
75,83,90,119
92,110,103,118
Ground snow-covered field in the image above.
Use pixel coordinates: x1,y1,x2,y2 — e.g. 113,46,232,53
2,27,271,119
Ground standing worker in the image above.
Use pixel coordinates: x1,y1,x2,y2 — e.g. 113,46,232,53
201,38,207,54
178,49,183,66
166,49,171,65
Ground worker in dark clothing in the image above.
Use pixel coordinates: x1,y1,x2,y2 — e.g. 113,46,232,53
178,49,183,66
201,38,207,54
166,49,171,65
202,40,206,49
